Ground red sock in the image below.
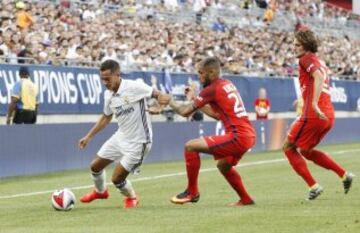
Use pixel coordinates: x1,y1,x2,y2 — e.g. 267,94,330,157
221,167,253,203
303,150,346,178
184,151,201,195
285,148,316,187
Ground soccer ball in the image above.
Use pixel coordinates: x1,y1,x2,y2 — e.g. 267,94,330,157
51,188,76,211
258,108,267,116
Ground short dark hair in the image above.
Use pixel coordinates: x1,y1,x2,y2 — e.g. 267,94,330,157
19,66,30,76
201,56,221,70
295,30,320,53
100,59,120,73
173,54,185,60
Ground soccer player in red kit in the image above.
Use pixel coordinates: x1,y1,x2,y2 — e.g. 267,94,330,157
283,29,355,200
158,57,256,206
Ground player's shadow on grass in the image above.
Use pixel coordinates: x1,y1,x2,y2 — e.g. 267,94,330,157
72,205,122,212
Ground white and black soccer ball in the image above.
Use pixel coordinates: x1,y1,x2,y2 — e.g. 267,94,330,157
258,108,267,116
51,188,76,211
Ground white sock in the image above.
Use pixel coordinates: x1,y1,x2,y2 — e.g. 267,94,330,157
91,170,106,193
115,179,136,198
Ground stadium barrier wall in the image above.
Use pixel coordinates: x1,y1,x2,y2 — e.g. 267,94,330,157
1,64,360,115
1,118,360,178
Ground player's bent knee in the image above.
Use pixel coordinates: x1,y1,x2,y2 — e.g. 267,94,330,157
111,168,129,184
184,140,197,152
217,160,232,174
112,177,123,185
282,144,288,152
112,174,125,185
90,160,102,173
299,149,311,157
282,142,293,152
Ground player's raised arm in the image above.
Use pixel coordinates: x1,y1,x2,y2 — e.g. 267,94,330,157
79,113,113,149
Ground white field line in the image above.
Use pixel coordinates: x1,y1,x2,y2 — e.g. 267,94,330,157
0,148,359,200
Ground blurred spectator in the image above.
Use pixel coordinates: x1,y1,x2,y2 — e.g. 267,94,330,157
256,0,268,9
16,2,34,30
193,0,207,24
80,4,96,21
263,7,274,24
0,32,9,57
295,20,307,31
17,47,32,64
7,40,19,64
0,49,4,62
212,17,227,33
6,66,39,125
60,0,70,8
164,0,179,12
254,87,270,120
341,63,355,77
241,0,252,10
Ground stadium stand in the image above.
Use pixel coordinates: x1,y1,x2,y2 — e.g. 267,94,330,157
0,0,359,80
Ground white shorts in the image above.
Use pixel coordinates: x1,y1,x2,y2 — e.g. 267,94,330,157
97,133,152,173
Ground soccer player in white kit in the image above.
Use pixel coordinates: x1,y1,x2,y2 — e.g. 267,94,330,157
78,60,164,208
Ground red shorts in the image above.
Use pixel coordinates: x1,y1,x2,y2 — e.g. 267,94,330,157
287,117,334,151
204,134,255,166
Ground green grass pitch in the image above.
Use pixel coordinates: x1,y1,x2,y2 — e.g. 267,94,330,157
0,143,359,233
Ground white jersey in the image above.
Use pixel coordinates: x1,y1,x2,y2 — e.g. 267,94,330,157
103,79,153,143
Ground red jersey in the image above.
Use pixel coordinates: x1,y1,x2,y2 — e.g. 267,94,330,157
298,53,334,119
254,98,270,120
193,78,255,137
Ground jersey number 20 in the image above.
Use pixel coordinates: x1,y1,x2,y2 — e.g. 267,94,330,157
228,92,247,118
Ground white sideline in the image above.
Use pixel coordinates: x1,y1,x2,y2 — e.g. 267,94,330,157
0,148,359,200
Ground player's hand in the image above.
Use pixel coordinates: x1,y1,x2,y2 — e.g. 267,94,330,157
147,106,162,115
78,136,91,149
313,105,327,120
158,94,171,105
185,86,196,100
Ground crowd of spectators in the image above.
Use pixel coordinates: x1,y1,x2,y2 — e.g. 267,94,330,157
144,0,360,24
0,0,359,80
257,0,359,22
